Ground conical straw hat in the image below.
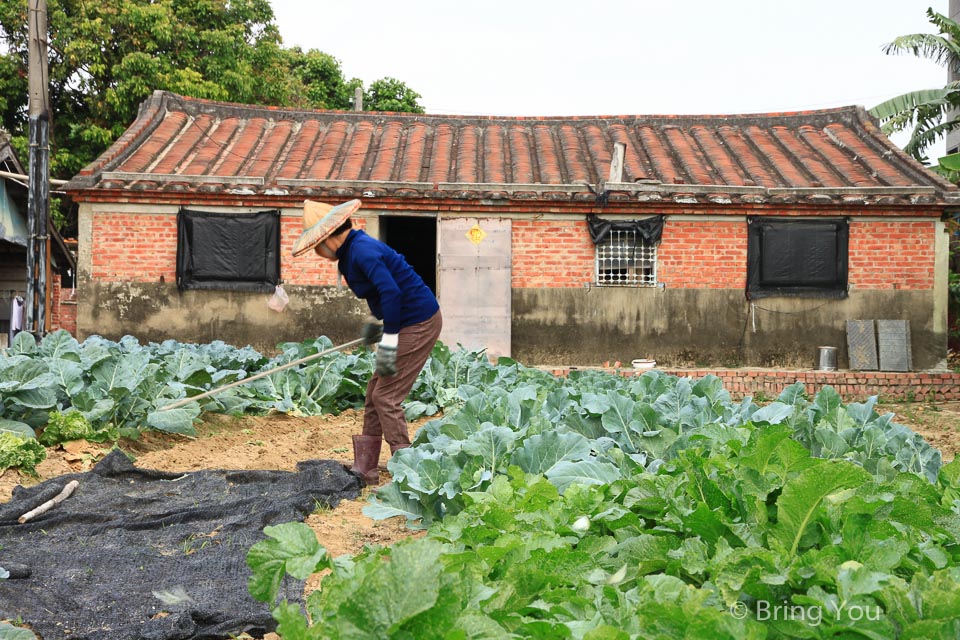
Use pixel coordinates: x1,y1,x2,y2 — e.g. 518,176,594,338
291,199,362,257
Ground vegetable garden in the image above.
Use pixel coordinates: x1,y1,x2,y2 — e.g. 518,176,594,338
1,330,960,639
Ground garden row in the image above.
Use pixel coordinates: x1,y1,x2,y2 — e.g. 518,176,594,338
2,331,959,638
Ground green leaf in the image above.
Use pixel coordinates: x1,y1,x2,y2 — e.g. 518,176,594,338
461,425,519,471
333,538,446,636
771,460,873,556
146,404,200,436
0,621,39,640
272,599,313,639
510,430,592,475
38,329,81,360
362,481,430,526
0,432,46,474
13,387,58,409
750,402,793,425
47,359,85,397
545,459,622,493
246,522,329,604
938,152,960,171
0,418,36,439
9,331,37,355
836,561,890,600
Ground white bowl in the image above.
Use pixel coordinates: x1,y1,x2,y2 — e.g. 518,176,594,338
632,359,656,370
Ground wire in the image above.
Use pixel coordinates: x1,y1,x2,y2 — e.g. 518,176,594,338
750,300,835,315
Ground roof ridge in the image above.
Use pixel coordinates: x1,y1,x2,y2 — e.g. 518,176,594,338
154,90,867,123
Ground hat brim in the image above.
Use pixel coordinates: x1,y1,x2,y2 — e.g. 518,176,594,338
291,199,362,257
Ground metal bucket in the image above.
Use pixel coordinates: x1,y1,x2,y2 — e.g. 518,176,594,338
817,346,838,371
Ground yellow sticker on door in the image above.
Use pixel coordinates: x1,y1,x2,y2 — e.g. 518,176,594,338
466,224,487,245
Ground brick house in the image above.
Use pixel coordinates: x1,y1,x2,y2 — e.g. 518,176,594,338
62,91,958,370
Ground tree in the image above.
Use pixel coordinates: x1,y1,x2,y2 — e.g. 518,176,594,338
0,0,292,182
870,8,960,363
364,77,424,113
283,49,424,114
284,47,359,110
869,8,960,165
0,0,425,196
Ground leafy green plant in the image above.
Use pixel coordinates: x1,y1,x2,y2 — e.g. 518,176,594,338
248,362,958,638
249,452,960,639
39,410,117,445
0,331,378,445
367,374,941,528
0,432,45,475
0,621,38,640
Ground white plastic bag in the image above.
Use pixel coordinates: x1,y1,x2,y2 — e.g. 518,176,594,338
267,284,289,312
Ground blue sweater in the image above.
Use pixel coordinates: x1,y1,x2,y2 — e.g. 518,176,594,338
336,230,439,334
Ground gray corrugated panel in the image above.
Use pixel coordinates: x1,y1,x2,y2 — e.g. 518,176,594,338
878,320,912,372
846,320,878,371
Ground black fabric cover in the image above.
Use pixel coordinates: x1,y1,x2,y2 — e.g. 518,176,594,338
177,209,280,292
0,450,361,640
746,216,849,300
586,214,665,245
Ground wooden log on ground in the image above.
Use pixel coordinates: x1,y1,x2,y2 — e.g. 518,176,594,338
18,480,79,524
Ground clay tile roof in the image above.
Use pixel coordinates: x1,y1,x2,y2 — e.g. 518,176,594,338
63,90,959,206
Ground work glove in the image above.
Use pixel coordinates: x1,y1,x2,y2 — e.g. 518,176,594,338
361,320,384,346
375,333,399,376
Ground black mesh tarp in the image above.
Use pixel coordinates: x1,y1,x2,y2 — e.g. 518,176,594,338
0,450,361,640
176,209,280,293
746,216,849,299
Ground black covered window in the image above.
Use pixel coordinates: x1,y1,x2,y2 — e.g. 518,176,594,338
747,216,848,299
176,209,280,292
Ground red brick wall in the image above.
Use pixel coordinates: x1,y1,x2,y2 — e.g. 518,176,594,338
47,273,77,336
544,366,960,402
849,220,936,290
90,212,366,287
512,219,594,287
510,216,936,291
658,220,747,289
91,210,938,293
91,213,177,281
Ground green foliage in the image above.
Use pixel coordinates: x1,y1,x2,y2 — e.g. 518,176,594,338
247,357,959,638
364,77,425,113
0,330,389,448
0,622,39,640
0,431,46,475
284,48,359,110
367,369,942,528
250,448,960,638
0,0,288,180
870,8,960,163
38,410,117,445
0,0,424,229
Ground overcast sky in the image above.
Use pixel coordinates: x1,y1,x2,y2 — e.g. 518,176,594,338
271,0,950,156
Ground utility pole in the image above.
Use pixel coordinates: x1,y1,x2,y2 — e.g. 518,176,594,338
26,0,50,337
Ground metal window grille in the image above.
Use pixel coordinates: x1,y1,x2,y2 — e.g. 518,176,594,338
595,230,657,286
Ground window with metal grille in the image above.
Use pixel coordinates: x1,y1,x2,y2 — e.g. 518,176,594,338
595,229,657,286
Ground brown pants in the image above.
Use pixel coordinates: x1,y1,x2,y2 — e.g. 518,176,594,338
362,310,442,448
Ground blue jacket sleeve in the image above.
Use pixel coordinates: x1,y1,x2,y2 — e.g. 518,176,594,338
358,254,404,334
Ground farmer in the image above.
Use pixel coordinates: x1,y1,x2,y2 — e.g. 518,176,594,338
292,199,442,485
